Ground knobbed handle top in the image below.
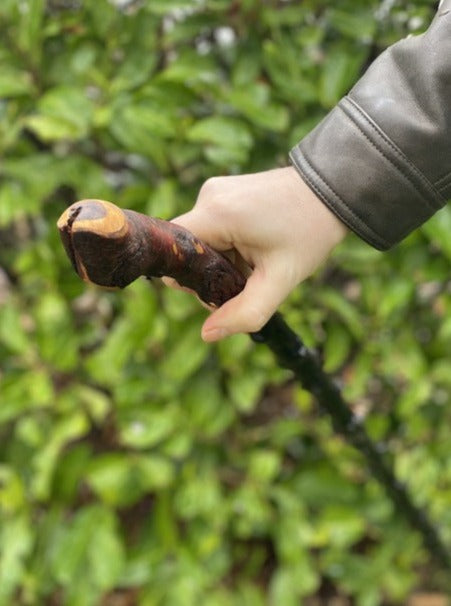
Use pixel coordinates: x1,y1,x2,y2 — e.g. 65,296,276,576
57,199,246,308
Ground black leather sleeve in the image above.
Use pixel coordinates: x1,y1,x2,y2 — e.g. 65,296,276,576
289,0,451,250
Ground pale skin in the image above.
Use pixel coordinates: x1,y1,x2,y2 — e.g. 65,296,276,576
164,167,348,342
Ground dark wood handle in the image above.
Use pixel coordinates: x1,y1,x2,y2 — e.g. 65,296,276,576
57,199,246,308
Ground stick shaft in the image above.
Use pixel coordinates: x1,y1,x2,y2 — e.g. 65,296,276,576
255,314,451,569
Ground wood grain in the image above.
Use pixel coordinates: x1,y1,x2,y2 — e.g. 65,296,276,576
57,199,246,307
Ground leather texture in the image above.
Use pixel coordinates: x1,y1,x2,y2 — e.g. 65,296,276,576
290,1,451,249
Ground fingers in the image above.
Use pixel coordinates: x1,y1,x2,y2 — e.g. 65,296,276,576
201,260,296,342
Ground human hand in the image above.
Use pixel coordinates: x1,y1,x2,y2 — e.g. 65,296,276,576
165,167,348,342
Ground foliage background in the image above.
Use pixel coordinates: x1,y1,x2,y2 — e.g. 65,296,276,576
1,0,451,604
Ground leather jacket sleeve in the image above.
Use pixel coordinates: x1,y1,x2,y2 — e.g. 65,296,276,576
289,0,451,250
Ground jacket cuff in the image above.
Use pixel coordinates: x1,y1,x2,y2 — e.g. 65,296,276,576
289,96,445,250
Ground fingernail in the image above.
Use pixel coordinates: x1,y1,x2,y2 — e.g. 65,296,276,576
202,327,229,342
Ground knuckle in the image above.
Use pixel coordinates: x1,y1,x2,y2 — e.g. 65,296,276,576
196,177,237,220
197,177,224,205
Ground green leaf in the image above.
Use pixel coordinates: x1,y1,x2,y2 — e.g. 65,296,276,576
86,286,159,385
0,68,34,97
248,450,281,484
160,50,219,86
109,103,171,168
0,181,39,226
34,291,78,371
377,278,414,319
328,9,377,41
26,115,76,141
175,472,222,520
26,86,94,141
31,412,89,501
85,453,174,506
317,289,364,339
85,454,142,507
88,514,125,591
0,515,33,604
226,83,289,131
182,374,234,437
262,39,318,104
52,505,124,592
115,102,176,139
269,564,318,603
188,116,252,150
136,454,175,491
422,204,451,261
323,322,352,372
320,46,368,108
0,370,53,424
17,0,45,54
228,367,266,413
118,406,178,449
0,467,25,514
316,505,365,548
161,324,209,382
146,179,179,220
0,302,29,355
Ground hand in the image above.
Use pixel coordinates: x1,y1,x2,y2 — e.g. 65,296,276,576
165,167,348,342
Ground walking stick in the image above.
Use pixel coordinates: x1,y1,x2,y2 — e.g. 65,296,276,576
58,199,451,570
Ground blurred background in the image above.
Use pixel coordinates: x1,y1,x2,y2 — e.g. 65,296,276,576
1,0,451,604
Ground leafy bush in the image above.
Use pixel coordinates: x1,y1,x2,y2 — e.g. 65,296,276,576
1,1,450,604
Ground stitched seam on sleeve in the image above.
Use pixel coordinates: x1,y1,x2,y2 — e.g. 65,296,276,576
435,173,451,187
289,148,390,249
341,101,430,205
343,96,445,209
438,183,451,196
436,172,451,189
342,98,442,209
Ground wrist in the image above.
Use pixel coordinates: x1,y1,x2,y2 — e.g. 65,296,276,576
286,166,348,249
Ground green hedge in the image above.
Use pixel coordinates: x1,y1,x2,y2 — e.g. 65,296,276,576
1,1,450,604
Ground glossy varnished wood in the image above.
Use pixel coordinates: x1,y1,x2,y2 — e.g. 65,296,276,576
57,199,245,306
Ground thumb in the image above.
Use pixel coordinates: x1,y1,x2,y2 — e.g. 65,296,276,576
201,262,295,342
171,207,232,252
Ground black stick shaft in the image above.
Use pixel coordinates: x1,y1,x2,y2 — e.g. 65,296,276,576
253,314,451,570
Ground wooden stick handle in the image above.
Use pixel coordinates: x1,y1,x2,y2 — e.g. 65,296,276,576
57,199,245,308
